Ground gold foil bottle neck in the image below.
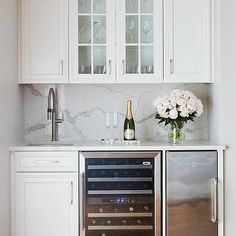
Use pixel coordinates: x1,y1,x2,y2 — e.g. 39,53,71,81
126,100,133,120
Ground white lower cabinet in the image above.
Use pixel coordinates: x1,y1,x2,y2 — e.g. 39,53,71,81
11,152,78,236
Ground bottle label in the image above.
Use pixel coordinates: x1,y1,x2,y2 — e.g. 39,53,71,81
124,129,135,140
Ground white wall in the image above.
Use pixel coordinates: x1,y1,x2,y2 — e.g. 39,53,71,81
209,0,236,235
0,0,24,235
220,0,236,235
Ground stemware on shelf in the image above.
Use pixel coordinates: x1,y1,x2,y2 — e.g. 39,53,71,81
128,19,135,43
142,18,151,43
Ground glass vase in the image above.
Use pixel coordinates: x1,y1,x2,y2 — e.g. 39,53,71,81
168,122,185,144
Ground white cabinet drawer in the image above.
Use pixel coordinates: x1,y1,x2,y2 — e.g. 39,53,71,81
15,152,78,172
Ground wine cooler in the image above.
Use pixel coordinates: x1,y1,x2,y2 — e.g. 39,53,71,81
79,152,161,236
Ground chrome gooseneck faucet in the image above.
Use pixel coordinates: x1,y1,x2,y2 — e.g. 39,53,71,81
47,88,63,141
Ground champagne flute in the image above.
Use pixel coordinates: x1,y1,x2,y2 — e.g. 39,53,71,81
113,111,118,140
105,111,111,141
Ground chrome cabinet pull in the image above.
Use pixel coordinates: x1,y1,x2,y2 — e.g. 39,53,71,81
109,59,112,74
70,181,74,205
170,59,174,74
122,59,125,74
61,60,64,75
35,160,59,164
211,178,218,223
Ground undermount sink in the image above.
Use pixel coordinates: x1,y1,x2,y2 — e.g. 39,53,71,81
26,141,74,147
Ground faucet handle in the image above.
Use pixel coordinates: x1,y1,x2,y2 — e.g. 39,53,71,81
47,109,52,120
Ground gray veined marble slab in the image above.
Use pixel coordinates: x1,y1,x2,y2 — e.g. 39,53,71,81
23,84,209,142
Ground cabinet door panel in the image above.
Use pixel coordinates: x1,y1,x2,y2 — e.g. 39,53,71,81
164,0,211,83
166,151,218,236
116,0,163,83
69,0,116,83
19,0,69,83
15,174,78,236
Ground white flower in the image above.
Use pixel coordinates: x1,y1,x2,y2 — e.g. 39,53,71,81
162,96,170,107
183,91,195,100
171,89,182,98
187,98,197,113
169,108,178,119
160,111,169,119
195,99,204,116
180,108,189,117
177,98,187,107
169,96,177,107
153,89,203,122
156,104,167,117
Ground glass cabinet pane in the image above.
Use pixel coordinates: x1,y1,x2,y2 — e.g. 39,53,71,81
126,46,139,74
123,0,156,77
78,0,109,76
94,46,106,74
79,46,91,74
141,46,154,74
78,0,91,13
126,16,139,44
140,0,153,13
78,16,91,44
126,0,138,13
141,16,153,44
93,0,106,13
93,16,106,44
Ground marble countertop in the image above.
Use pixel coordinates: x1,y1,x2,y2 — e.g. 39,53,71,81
10,140,226,152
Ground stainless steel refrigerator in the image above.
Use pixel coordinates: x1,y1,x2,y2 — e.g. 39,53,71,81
166,151,218,236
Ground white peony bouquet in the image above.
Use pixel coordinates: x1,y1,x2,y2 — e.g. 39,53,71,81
153,89,204,142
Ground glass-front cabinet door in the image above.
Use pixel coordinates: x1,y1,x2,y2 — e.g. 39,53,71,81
117,0,163,83
70,0,116,83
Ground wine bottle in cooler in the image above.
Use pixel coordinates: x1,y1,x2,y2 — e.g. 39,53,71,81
124,100,135,140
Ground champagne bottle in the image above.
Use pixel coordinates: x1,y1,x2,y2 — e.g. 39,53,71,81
124,100,135,140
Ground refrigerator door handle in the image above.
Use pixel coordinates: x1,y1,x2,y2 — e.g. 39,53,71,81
211,178,218,223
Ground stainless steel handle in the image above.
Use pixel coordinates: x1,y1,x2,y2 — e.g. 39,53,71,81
109,59,112,74
80,173,86,231
61,59,64,75
211,178,218,223
170,59,174,74
122,59,125,74
70,181,74,205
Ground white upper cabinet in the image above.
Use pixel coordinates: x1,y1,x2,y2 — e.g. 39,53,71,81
18,0,69,84
18,0,213,84
69,0,116,83
164,0,212,83
116,0,163,83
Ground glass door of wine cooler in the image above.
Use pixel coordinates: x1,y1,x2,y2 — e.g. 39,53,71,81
79,152,161,236
117,0,163,83
69,0,116,83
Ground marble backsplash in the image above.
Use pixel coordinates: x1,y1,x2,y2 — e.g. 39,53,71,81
23,84,209,142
